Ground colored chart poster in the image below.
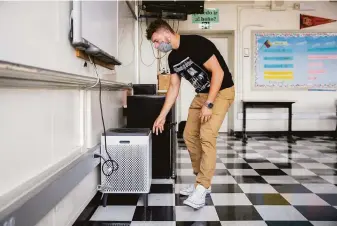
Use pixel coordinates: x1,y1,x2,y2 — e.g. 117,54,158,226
253,32,337,89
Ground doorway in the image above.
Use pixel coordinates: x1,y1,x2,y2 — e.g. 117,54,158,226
177,31,235,133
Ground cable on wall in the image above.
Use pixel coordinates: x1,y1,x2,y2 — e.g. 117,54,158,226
88,56,119,176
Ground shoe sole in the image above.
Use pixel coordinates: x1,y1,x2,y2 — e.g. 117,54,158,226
180,190,211,196
183,199,205,209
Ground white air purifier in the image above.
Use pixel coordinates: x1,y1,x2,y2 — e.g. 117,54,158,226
97,128,152,194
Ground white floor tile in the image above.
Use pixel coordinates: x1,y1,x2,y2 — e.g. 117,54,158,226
302,183,337,193
262,176,299,184
320,176,337,184
315,158,337,163
248,163,278,169
177,158,192,164
176,169,195,176
282,169,317,176
90,206,136,221
131,222,175,226
298,163,331,169
310,222,337,226
137,194,175,206
175,206,220,221
281,153,309,159
238,153,264,159
281,193,330,206
217,149,237,154
255,205,307,221
216,162,227,169
212,175,237,184
210,193,252,206
151,179,174,184
227,169,259,176
266,158,294,163
220,158,246,163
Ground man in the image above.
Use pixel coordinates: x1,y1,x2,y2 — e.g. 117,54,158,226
147,19,235,209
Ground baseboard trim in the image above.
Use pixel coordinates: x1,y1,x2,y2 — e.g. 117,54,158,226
234,130,336,137
0,145,100,226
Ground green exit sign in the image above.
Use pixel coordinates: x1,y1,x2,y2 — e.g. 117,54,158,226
192,8,219,24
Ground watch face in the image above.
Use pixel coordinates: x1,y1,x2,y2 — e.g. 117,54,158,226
208,103,214,108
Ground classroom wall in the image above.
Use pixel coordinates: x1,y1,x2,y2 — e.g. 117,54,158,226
138,1,337,132
0,1,136,225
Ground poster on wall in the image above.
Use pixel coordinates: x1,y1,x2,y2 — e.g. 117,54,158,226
253,31,337,90
192,8,219,29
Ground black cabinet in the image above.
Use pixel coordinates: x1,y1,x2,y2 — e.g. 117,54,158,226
126,95,176,179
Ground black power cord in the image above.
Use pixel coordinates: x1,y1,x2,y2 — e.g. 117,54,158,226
90,57,119,176
98,78,119,176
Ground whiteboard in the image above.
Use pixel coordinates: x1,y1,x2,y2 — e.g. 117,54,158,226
72,0,118,58
252,31,337,90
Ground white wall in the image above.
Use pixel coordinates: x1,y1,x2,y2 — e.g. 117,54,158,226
0,1,136,225
139,1,337,132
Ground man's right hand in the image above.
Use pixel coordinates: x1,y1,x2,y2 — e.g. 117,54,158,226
152,115,166,135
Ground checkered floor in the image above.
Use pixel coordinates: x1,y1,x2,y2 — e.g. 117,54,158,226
73,134,337,226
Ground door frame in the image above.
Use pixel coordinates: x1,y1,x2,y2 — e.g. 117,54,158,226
176,30,236,134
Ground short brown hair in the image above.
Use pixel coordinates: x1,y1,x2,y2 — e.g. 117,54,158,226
146,19,175,40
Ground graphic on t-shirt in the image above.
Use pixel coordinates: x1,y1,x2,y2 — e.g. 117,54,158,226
173,57,210,92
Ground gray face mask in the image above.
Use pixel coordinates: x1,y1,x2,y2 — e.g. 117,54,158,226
157,42,172,52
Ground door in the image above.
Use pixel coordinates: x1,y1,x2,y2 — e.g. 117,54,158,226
179,36,230,132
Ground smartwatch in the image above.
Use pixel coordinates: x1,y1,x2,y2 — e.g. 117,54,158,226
205,101,214,109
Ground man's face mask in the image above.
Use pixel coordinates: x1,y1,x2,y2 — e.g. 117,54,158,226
157,41,172,53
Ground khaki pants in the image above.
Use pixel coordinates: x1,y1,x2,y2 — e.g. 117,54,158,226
183,86,235,189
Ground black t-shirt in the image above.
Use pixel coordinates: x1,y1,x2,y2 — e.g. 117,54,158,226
168,35,234,93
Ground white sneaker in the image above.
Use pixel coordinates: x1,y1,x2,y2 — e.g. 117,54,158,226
183,184,207,209
180,184,211,196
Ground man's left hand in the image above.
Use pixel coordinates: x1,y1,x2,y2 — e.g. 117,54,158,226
200,105,212,123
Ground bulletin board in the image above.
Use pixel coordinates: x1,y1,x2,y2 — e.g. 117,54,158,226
252,31,337,90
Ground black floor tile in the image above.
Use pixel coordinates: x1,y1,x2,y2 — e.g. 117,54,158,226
150,184,174,193
224,163,252,169
176,176,195,184
244,158,271,163
295,159,319,163
233,176,268,184
218,153,239,158
246,194,290,205
255,169,288,176
309,169,337,175
216,158,223,163
324,163,337,169
74,221,131,226
210,184,243,193
295,206,337,221
271,184,312,193
105,194,140,205
215,206,263,221
317,194,337,206
132,206,175,221
292,176,329,184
